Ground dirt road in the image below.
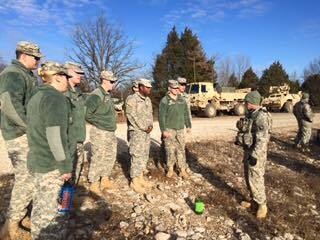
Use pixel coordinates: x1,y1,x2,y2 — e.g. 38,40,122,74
1,113,319,175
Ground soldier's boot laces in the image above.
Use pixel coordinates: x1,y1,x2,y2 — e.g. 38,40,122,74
256,204,268,219
89,181,102,196
0,219,19,240
166,166,174,178
240,201,251,209
100,177,115,191
139,175,153,188
130,177,145,194
179,168,189,179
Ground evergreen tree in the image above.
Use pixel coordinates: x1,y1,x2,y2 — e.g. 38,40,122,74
238,67,259,89
227,72,238,87
153,26,217,95
302,74,320,106
259,61,289,96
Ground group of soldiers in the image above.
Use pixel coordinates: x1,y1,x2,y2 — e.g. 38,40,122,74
0,41,192,239
0,40,315,239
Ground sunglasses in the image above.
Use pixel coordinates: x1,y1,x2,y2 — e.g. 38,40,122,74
30,55,40,61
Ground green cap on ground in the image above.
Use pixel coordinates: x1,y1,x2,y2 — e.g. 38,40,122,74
16,41,43,58
244,90,262,106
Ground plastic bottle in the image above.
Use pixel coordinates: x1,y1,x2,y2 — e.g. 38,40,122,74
195,198,205,215
58,181,75,214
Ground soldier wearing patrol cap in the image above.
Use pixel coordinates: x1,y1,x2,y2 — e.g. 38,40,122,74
177,77,192,121
64,62,86,184
125,78,153,193
26,61,72,239
159,80,192,179
293,92,313,149
125,80,140,141
0,41,43,239
85,70,118,195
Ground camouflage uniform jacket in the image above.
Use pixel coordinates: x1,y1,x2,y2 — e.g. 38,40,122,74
65,86,86,152
125,92,153,132
26,85,72,174
0,60,37,140
159,93,192,132
247,107,272,159
85,86,116,131
293,100,313,123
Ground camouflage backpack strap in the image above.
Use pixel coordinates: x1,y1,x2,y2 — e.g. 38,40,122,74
259,107,272,133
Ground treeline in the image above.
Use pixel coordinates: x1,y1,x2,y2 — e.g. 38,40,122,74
152,27,320,105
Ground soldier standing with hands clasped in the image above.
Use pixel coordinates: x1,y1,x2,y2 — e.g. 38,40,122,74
125,78,153,193
236,90,272,219
159,79,192,179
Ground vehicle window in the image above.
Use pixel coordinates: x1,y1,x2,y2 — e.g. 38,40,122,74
189,84,199,94
201,85,207,93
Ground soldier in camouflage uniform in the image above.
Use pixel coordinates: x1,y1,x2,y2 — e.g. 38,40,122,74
236,90,272,219
0,41,43,239
125,78,153,193
64,62,86,184
126,80,139,142
159,80,192,179
293,92,313,149
177,77,192,121
27,61,72,239
85,70,117,195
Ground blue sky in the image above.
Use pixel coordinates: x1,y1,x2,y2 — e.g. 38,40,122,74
0,0,319,80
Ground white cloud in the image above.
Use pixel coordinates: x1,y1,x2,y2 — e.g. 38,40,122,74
162,0,270,27
0,0,106,29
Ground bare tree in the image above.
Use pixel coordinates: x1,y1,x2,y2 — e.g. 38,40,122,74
218,57,234,86
0,55,6,73
68,14,143,88
303,57,320,80
234,54,251,83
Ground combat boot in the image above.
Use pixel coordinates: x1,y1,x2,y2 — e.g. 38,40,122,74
139,175,153,188
166,166,174,178
130,177,145,194
256,203,268,219
89,181,101,196
100,177,115,191
0,219,19,239
240,201,251,209
179,168,189,179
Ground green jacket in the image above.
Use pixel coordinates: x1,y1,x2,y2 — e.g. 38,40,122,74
27,85,72,174
159,93,192,132
0,60,37,140
85,86,116,131
65,86,86,154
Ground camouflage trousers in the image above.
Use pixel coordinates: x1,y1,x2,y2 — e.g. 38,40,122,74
295,120,312,146
31,169,67,240
164,129,187,170
71,143,86,184
5,134,33,222
243,150,267,205
88,126,117,183
129,130,150,178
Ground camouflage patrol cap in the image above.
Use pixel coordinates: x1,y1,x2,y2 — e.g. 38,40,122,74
301,92,309,100
100,70,117,82
177,77,187,85
38,61,71,78
16,41,43,58
64,62,85,74
139,78,152,88
168,79,179,89
244,90,262,106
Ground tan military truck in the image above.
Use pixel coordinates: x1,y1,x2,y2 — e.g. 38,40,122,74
262,84,301,113
186,82,251,118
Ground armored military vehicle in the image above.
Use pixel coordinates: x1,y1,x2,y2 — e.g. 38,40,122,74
262,84,301,113
187,82,251,118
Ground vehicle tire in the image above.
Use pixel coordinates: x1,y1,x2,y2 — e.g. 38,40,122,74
283,101,293,113
234,103,246,116
204,104,217,118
